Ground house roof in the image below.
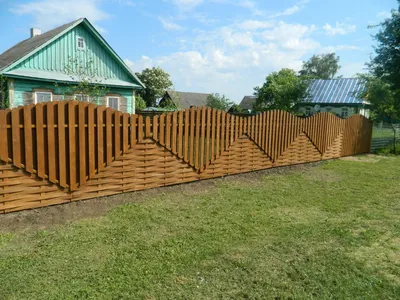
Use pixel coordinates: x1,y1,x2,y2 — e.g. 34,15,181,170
239,96,256,111
239,78,366,110
306,78,365,104
166,91,210,109
0,19,80,71
0,18,145,89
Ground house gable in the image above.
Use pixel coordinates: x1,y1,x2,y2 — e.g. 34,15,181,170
2,19,143,89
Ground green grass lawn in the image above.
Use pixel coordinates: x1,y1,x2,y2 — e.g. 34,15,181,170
0,156,399,299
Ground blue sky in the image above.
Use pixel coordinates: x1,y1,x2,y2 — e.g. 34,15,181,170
0,0,397,102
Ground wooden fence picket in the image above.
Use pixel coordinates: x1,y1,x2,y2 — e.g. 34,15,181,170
0,102,373,213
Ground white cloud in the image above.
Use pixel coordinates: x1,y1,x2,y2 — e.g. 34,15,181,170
322,45,360,52
377,10,391,19
323,22,356,36
238,20,274,30
127,21,321,102
270,5,300,18
268,0,310,19
239,0,264,16
159,17,185,30
339,62,366,77
11,0,109,32
171,0,204,11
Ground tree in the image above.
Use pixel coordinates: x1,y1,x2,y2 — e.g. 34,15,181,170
358,75,399,151
135,67,173,107
229,104,243,113
135,95,147,111
299,53,340,79
63,56,109,102
369,2,400,91
206,93,233,111
0,75,9,109
360,2,400,153
253,68,309,112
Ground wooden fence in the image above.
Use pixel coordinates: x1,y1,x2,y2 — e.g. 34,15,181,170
0,101,372,213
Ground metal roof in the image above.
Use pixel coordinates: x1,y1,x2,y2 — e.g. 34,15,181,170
306,78,365,104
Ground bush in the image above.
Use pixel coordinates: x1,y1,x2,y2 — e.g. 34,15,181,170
376,143,400,155
135,95,147,111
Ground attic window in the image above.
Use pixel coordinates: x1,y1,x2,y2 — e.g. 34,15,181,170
77,36,85,50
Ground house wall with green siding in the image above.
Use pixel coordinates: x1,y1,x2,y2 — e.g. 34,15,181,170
11,23,134,83
13,78,134,113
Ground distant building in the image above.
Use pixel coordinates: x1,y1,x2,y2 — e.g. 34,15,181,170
238,96,256,113
159,90,210,109
239,78,369,118
299,78,369,118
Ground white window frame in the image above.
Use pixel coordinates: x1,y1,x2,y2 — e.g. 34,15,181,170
34,91,53,104
77,36,85,50
107,96,120,111
74,94,90,102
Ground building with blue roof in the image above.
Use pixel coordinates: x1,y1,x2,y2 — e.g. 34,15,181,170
299,78,369,118
239,78,370,118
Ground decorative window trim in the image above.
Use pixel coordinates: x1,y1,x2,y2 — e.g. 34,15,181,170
107,96,120,111
34,91,53,104
77,36,85,50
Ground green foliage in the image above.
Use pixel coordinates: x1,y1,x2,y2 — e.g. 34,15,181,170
159,90,181,110
135,67,173,107
299,53,341,79
369,2,400,91
0,75,9,109
63,56,109,102
206,93,233,111
135,94,147,111
357,74,399,152
376,142,400,155
359,3,400,151
254,68,309,112
357,74,399,122
229,103,243,113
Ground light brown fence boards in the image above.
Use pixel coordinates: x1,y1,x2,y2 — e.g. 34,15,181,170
0,101,372,213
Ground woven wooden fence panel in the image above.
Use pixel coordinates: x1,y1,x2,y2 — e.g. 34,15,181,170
0,101,372,213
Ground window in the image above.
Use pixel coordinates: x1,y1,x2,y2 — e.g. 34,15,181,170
75,94,90,102
35,92,52,104
325,107,332,113
107,97,120,110
77,36,85,50
341,107,349,118
305,107,312,116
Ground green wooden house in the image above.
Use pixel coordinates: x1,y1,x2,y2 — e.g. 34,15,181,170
0,18,144,113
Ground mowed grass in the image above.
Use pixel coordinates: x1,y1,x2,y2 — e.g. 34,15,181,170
0,156,400,299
